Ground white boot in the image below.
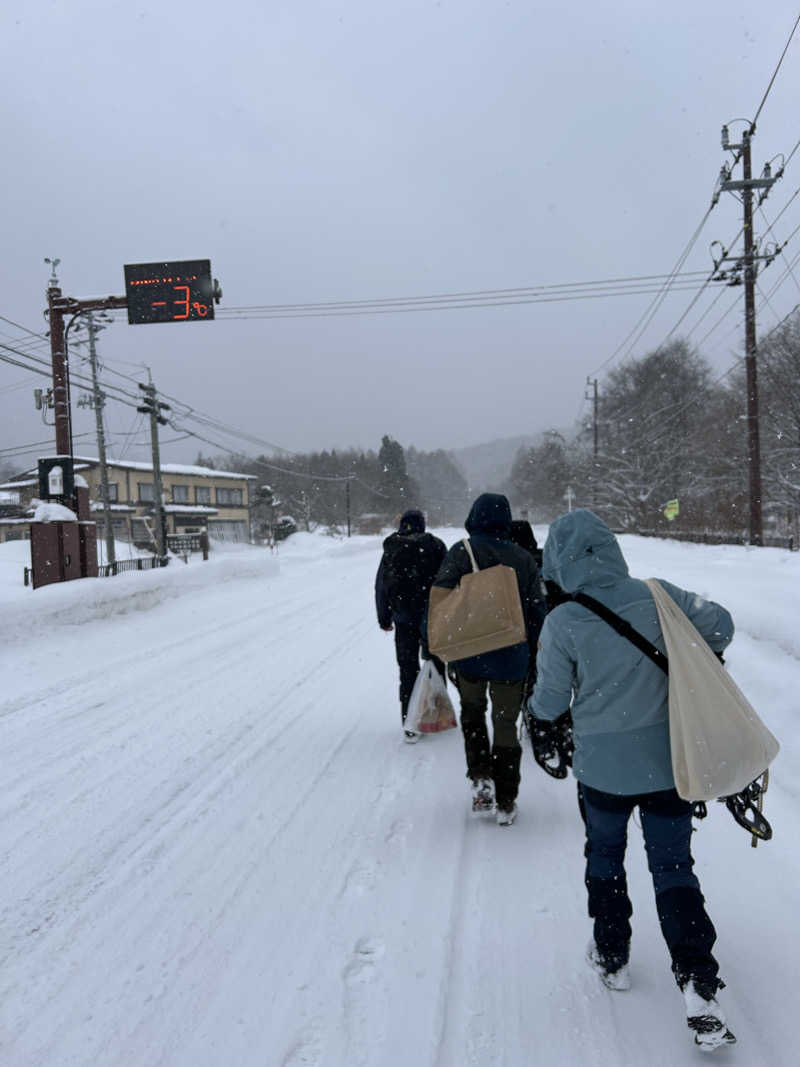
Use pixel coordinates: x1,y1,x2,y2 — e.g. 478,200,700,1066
682,980,736,1050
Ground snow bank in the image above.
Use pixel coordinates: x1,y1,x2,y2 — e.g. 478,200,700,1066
1,540,282,646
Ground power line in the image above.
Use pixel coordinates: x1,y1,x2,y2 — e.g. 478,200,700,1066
215,279,710,322
750,12,800,132
586,209,718,378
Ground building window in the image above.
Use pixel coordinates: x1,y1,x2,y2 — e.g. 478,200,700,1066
209,520,248,542
138,482,154,502
215,487,243,506
195,485,211,505
106,483,118,502
172,485,189,503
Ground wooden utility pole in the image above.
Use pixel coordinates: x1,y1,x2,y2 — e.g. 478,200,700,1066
741,132,763,547
718,125,777,546
137,377,170,562
85,311,116,565
47,278,72,459
586,377,599,510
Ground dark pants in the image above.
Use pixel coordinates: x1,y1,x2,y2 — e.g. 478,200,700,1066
580,783,719,988
394,619,444,724
455,673,523,810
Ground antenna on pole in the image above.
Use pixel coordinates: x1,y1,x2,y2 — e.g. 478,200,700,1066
44,257,61,286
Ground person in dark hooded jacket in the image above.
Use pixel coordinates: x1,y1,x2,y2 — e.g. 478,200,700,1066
375,509,447,741
431,493,546,823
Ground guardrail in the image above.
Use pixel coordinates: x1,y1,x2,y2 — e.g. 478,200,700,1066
631,529,795,550
97,556,165,577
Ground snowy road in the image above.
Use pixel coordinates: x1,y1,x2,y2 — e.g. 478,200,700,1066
2,532,798,1066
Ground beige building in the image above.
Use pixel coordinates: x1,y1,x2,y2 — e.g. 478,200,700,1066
0,457,255,547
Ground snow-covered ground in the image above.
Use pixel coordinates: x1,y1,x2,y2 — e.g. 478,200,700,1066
1,529,797,1066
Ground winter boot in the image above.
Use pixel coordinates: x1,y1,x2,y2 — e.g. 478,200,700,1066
681,979,736,1050
404,729,420,744
470,778,495,814
586,941,631,991
496,802,517,826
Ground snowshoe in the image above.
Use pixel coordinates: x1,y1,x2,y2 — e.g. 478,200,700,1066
403,730,420,744
682,980,736,1051
496,803,517,827
470,777,495,814
586,941,631,991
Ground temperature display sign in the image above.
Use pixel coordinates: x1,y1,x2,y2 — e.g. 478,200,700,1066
124,260,215,324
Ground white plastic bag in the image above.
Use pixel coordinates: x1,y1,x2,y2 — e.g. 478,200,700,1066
646,578,780,801
405,661,457,734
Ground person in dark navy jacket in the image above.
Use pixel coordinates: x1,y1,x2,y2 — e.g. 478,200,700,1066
432,494,546,822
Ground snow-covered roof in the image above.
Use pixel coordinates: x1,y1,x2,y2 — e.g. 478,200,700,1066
163,504,219,514
72,456,256,480
89,503,137,513
0,464,91,492
0,517,29,525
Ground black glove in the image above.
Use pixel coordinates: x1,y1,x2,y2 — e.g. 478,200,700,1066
525,710,573,779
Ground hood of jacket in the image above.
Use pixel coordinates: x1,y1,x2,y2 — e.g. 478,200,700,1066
542,509,628,593
398,509,425,534
464,493,512,539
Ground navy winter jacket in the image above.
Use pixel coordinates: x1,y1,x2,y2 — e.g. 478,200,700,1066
431,494,546,681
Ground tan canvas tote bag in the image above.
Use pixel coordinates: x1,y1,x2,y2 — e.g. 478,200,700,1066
427,539,527,663
645,578,780,801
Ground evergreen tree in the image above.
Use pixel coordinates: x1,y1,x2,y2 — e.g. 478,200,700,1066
378,435,416,518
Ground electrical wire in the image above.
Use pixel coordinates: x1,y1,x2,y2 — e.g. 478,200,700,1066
750,12,800,133
586,209,718,379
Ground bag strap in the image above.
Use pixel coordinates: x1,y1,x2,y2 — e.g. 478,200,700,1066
461,538,479,573
572,592,669,675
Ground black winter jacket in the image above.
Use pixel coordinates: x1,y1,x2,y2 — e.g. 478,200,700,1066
375,531,447,628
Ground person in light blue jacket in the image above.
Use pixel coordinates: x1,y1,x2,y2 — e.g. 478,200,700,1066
530,509,736,1049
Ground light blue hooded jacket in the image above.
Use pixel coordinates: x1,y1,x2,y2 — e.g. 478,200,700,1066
530,509,734,795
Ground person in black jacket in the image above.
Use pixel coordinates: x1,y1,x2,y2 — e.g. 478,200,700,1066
375,509,447,741
509,518,543,570
431,494,546,823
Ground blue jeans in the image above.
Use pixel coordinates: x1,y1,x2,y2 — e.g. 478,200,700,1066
580,784,719,988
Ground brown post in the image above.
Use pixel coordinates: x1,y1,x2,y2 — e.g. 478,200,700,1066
742,132,764,547
47,285,72,458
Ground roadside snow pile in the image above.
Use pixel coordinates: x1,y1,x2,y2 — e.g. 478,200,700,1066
1,541,281,646
619,535,800,662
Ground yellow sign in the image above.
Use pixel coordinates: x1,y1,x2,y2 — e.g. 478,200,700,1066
664,498,680,522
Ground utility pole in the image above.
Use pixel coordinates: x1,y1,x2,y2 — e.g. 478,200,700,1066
716,124,778,546
84,311,115,564
345,477,351,537
137,376,170,562
586,377,599,509
44,258,72,458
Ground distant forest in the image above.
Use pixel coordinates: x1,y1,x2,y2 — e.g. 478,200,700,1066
204,316,800,540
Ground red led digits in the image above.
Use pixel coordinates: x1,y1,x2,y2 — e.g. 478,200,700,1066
172,285,190,320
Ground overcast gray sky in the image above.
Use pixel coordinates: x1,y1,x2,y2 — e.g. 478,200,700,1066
2,1,799,469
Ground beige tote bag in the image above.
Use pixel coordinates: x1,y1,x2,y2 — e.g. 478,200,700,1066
428,539,527,663
645,578,780,801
